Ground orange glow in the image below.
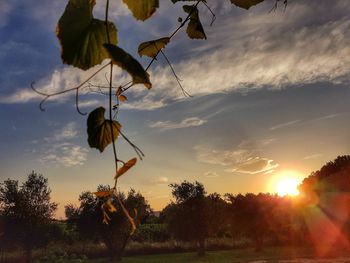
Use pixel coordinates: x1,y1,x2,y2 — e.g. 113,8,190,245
268,170,304,197
276,177,300,196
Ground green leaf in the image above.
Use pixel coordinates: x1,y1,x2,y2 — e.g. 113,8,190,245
122,0,159,21
87,107,121,152
183,5,206,40
103,44,152,89
57,0,117,70
138,37,170,58
229,0,264,9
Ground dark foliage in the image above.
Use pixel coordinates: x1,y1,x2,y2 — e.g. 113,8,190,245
0,172,57,263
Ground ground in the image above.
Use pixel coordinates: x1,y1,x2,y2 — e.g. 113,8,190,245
61,248,350,263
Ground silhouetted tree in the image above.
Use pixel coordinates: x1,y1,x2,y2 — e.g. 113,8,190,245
300,155,350,195
164,181,209,256
0,172,57,263
65,187,150,262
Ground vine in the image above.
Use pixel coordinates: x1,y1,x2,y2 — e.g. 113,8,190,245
32,0,287,232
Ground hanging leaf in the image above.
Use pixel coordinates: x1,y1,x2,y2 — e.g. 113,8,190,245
115,158,137,179
138,37,170,58
122,0,159,21
87,107,121,152
183,5,206,40
118,95,128,102
56,0,117,70
93,191,113,198
229,0,264,9
103,44,152,89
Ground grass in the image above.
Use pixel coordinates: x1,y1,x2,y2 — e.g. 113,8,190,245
60,246,321,263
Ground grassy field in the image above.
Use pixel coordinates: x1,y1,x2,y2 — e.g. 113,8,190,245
59,246,344,263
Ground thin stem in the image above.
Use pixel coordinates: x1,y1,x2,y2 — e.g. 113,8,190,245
104,0,119,186
160,50,192,97
31,63,110,110
105,0,111,44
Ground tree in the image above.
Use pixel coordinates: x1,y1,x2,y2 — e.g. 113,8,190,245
164,181,209,256
0,172,57,263
65,187,150,262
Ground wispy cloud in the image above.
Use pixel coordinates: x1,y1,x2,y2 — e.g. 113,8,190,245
52,122,77,141
149,117,207,130
204,171,219,178
315,113,342,121
40,143,88,167
152,177,169,185
195,139,278,175
39,122,89,167
270,120,301,131
227,157,279,175
303,153,323,160
2,1,349,108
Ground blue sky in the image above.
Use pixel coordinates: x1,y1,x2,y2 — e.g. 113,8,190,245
0,0,350,218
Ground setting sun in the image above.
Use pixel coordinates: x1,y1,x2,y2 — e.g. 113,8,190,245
276,177,300,196
268,170,304,197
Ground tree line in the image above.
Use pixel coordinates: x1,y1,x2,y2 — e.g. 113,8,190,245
1,155,350,262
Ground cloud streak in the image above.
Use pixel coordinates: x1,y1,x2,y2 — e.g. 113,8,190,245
149,117,207,130
1,0,349,110
195,139,278,175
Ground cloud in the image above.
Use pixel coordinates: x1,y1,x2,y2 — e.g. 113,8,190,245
227,157,279,174
2,1,349,109
270,120,301,131
195,139,278,174
315,113,341,121
152,177,169,184
40,143,89,167
149,117,207,130
53,122,77,141
303,153,323,160
204,172,219,178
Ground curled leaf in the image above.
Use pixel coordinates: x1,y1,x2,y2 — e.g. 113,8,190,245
118,95,127,102
87,107,122,152
122,0,159,21
57,0,117,70
115,158,137,179
103,44,152,89
183,5,206,40
138,37,170,58
229,0,264,9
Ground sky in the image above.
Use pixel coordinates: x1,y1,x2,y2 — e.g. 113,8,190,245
0,0,350,218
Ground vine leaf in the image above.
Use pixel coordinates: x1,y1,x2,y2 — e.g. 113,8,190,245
138,37,170,58
119,95,127,102
122,0,159,21
103,44,152,89
183,5,206,40
87,107,121,153
229,0,264,9
56,0,117,70
115,158,137,179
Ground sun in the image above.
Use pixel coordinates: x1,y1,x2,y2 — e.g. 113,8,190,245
276,177,300,197
268,170,304,197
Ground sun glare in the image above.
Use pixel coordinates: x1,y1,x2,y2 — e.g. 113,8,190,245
268,170,304,197
276,177,300,197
